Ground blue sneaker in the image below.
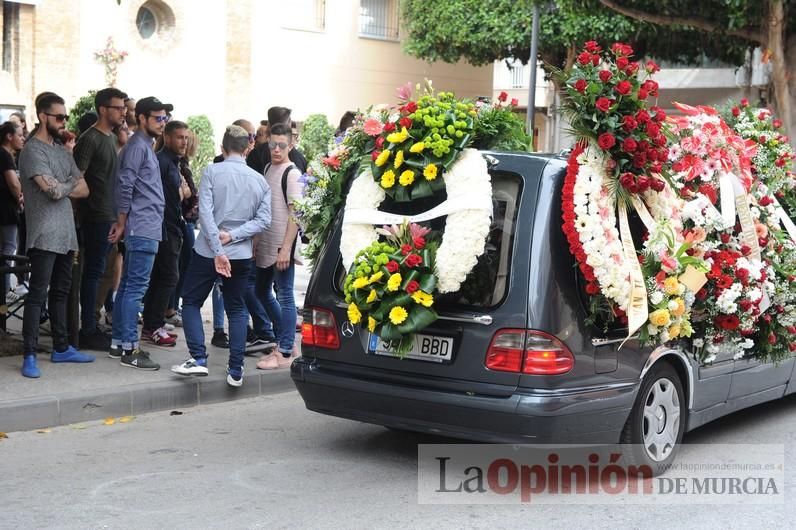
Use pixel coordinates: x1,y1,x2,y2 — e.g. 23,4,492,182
21,354,40,378
51,346,96,363
226,367,243,387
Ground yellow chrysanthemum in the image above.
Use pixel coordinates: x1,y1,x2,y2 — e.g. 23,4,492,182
367,316,377,332
399,170,415,187
347,303,362,324
375,150,391,167
423,163,438,181
663,277,680,296
352,277,369,290
670,298,686,317
368,271,384,284
393,150,404,169
389,306,408,325
668,324,681,339
411,290,434,307
380,169,395,188
386,126,410,144
387,273,402,292
649,309,671,328
409,142,425,153
366,289,378,303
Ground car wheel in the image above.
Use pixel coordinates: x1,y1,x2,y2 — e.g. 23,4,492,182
621,362,685,471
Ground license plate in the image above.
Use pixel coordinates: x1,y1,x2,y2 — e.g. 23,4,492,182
368,333,454,363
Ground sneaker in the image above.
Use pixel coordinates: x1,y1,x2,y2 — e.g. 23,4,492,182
79,328,112,351
144,327,177,347
164,312,183,327
211,330,229,348
21,354,40,378
120,348,160,370
5,290,21,305
277,351,295,368
256,353,279,370
108,345,123,359
248,335,277,349
51,345,95,363
162,322,176,332
13,284,28,297
226,367,243,387
171,357,208,376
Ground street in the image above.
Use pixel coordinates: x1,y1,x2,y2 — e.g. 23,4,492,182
2,390,795,529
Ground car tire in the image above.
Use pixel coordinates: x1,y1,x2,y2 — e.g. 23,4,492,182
620,362,685,472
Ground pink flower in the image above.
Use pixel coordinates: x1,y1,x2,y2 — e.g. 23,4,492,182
659,251,678,272
396,82,413,102
363,118,383,136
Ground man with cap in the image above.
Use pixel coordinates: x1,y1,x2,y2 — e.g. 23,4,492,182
108,96,172,370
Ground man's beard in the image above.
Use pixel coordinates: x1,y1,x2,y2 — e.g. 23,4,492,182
46,122,64,140
146,123,162,138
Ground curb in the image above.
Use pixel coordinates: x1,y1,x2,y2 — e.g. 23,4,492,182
0,369,296,433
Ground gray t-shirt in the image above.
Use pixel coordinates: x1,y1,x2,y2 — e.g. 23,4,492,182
18,137,81,254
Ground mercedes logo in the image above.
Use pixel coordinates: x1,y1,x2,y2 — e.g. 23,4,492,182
341,321,355,338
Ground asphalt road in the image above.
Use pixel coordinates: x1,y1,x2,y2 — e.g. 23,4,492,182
2,390,795,529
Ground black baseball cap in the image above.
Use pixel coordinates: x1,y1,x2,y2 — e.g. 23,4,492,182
135,96,174,116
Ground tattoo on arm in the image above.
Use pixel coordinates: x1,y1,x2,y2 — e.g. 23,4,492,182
37,175,76,200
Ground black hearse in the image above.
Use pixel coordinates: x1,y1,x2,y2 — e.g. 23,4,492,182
291,152,796,467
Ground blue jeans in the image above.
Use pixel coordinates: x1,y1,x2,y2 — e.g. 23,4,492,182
112,236,158,349
170,221,196,311
245,261,274,338
182,252,251,370
212,279,225,330
256,263,296,354
79,221,113,331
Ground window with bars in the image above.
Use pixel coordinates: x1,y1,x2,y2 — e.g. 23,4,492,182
2,1,20,73
359,0,399,41
283,0,326,32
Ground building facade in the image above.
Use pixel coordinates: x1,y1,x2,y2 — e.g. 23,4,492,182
1,0,492,137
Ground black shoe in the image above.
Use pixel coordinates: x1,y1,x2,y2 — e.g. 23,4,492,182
120,348,160,370
211,330,230,348
79,328,112,351
248,335,277,348
108,345,122,359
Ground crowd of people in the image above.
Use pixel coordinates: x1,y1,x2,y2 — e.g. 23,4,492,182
0,88,310,387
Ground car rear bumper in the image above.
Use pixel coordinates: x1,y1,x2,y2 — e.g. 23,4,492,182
291,357,637,444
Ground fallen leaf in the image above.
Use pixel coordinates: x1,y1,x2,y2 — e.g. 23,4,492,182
37,429,52,434
118,416,135,423
0,432,7,439
71,424,87,430
103,417,116,425
170,410,183,416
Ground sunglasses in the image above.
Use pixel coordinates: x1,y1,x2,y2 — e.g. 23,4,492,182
148,114,170,123
44,112,69,122
268,140,289,150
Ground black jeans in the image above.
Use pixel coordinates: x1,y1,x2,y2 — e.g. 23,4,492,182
142,231,182,331
23,248,73,353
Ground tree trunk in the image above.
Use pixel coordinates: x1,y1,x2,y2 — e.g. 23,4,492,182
767,0,794,147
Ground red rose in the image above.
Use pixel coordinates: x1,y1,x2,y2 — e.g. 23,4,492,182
759,135,767,144
759,195,773,206
622,137,638,153
645,60,660,73
597,132,616,150
386,260,399,273
653,134,666,147
599,70,613,82
645,122,661,137
740,98,749,107
400,244,412,256
574,79,587,93
632,152,647,168
595,97,613,112
615,80,632,96
642,80,659,95
584,40,601,53
636,110,650,124
650,178,665,192
405,280,420,294
626,62,640,75
773,119,783,129
383,122,395,132
776,158,787,167
585,282,600,295
740,244,751,256
622,115,638,131
650,162,663,173
758,111,767,121
399,117,413,129
510,98,519,107
371,150,381,161
577,51,591,65
655,270,666,285
405,253,423,267
768,333,777,345
650,106,666,122
616,56,629,70
619,172,635,190
375,136,385,149
732,107,740,117
738,298,752,311
405,101,418,113
637,88,649,100
591,54,600,66
498,91,508,102
413,236,426,249
790,343,796,352
636,175,650,192
736,268,750,284
788,326,796,334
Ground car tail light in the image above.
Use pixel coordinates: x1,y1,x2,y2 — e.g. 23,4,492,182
485,329,574,375
301,307,340,349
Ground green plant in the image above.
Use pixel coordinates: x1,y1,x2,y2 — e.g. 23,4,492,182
472,96,532,151
186,115,215,180
67,90,97,134
298,114,334,162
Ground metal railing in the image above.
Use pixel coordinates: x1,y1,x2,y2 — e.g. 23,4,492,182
359,0,399,41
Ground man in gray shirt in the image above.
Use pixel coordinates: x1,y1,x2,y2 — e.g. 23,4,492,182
171,125,271,387
17,92,94,378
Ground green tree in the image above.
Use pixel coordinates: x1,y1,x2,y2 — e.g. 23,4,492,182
186,115,215,180
298,113,334,162
67,90,97,134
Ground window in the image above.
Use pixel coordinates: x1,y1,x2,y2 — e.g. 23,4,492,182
134,0,175,44
284,0,325,32
2,1,20,73
136,6,157,39
359,0,399,41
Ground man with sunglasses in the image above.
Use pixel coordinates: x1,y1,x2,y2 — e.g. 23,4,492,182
108,96,172,370
17,92,93,378
73,87,128,351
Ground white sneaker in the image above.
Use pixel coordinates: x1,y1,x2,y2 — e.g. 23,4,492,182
226,368,243,387
5,290,20,305
164,312,183,327
13,284,28,297
171,358,209,376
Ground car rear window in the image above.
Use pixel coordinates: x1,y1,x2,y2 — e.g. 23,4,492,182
334,170,522,309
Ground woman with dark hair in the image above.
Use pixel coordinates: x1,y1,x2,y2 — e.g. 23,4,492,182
1,121,24,302
335,110,356,138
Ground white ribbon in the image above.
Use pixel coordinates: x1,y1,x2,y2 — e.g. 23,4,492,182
344,195,492,226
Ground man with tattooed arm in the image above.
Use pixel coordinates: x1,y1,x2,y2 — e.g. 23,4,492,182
17,92,95,378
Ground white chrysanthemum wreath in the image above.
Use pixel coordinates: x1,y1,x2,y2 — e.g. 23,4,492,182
341,148,492,294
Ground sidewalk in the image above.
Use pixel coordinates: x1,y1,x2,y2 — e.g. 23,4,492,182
0,265,311,433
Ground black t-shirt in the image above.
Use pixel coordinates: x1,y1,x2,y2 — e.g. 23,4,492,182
0,148,19,225
156,148,185,239
73,127,119,223
245,143,308,175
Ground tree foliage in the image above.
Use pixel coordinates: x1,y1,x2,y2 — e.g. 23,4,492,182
298,113,334,162
186,115,215,180
67,90,97,134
